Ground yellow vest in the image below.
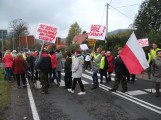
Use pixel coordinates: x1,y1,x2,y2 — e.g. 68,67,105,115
100,56,105,69
148,53,152,64
150,48,161,60
94,54,101,65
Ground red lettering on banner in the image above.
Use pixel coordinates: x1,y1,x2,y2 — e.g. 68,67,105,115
91,25,101,32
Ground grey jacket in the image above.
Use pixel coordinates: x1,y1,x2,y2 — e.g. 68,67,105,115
91,53,102,73
56,52,62,71
151,57,161,82
72,54,83,78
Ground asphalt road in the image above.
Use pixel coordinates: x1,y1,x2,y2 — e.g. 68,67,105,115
4,69,161,120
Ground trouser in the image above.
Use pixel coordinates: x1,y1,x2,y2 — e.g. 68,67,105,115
92,72,99,87
5,68,12,81
49,68,59,84
39,71,49,92
72,78,85,92
15,74,26,86
85,61,91,69
100,69,108,82
127,73,135,82
112,74,127,90
57,71,61,82
64,72,72,88
147,66,151,79
155,82,160,95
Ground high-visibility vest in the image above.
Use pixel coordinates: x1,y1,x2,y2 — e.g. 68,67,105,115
148,53,152,64
150,48,161,60
94,54,101,65
100,56,105,69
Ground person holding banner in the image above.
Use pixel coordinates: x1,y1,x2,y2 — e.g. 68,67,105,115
35,49,52,94
91,48,102,89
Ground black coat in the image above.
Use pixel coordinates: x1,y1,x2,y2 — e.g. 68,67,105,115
65,57,72,73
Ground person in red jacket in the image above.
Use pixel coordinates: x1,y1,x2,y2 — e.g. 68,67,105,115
2,50,14,82
12,53,27,88
49,50,59,85
106,51,114,81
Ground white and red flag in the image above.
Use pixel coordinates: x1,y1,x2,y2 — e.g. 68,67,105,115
120,32,149,74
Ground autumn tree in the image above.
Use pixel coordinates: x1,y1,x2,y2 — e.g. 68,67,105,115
9,19,29,48
66,22,81,45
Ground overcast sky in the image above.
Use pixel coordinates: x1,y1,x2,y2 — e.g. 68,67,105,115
0,0,144,38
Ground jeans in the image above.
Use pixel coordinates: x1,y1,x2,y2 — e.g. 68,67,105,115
5,67,12,81
49,68,59,84
92,72,99,87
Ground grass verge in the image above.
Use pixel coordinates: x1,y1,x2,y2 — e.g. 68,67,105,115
0,69,9,120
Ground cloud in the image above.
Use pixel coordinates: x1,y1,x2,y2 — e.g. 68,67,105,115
0,0,143,38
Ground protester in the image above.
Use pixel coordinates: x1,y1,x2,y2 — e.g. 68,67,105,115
106,51,114,81
151,50,161,97
68,50,85,95
35,49,52,94
145,47,152,79
91,48,102,89
12,53,26,88
99,51,109,83
26,52,35,82
110,47,128,92
11,50,17,59
2,50,14,82
64,51,72,89
85,53,91,70
56,49,62,83
150,43,161,60
49,50,59,85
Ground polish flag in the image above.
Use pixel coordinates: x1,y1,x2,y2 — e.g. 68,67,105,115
120,32,149,74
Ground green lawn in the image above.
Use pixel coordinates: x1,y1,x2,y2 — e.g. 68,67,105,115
0,69,9,120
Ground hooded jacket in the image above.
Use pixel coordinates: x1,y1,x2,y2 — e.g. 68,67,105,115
51,54,58,69
2,54,13,68
72,54,83,78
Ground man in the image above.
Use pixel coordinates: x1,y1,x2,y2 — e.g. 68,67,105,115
110,47,128,92
91,48,102,89
35,49,52,94
151,43,161,60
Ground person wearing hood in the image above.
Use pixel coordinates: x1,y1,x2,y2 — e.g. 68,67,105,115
35,49,52,94
68,50,86,95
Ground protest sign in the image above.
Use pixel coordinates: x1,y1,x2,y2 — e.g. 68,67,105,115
138,38,149,47
37,23,58,43
88,24,106,40
80,44,89,50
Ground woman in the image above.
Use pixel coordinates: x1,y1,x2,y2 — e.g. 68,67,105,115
106,51,114,81
68,50,85,95
12,53,26,88
2,50,13,82
151,50,161,97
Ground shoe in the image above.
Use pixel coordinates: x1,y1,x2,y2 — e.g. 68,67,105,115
155,93,160,97
78,92,86,95
67,89,74,93
109,89,116,92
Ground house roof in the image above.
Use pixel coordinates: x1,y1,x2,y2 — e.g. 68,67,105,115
73,33,88,44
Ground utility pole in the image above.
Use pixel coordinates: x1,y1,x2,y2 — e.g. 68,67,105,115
105,3,109,51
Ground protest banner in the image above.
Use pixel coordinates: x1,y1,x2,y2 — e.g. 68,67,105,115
37,23,58,43
80,44,89,50
138,38,149,47
88,24,106,40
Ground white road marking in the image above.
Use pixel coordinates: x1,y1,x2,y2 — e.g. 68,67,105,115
99,85,161,114
126,90,148,96
144,88,161,93
26,79,40,120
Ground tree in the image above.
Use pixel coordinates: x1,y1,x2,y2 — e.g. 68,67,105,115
9,19,29,49
66,22,81,45
134,0,161,38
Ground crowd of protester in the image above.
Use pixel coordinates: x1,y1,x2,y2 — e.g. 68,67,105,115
1,43,161,97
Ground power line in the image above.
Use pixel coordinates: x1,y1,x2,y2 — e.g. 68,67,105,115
109,4,134,20
109,0,113,5
115,4,140,9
